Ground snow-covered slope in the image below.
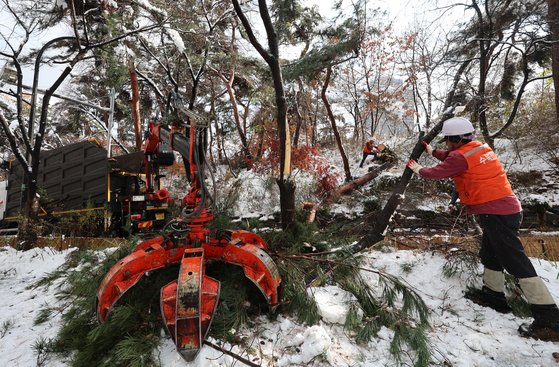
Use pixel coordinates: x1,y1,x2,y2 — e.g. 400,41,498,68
1,245,558,367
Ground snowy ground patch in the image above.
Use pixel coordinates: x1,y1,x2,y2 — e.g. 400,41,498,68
2,246,559,366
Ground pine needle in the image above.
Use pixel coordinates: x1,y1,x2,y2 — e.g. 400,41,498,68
113,335,159,367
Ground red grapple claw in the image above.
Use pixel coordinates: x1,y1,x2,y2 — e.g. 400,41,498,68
96,119,281,362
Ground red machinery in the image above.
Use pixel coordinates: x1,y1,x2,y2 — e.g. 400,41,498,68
117,121,175,232
96,100,281,361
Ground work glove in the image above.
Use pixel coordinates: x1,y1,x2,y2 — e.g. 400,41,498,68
422,141,433,156
407,159,423,174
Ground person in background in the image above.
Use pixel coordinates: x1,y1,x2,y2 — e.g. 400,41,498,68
359,139,379,168
407,117,559,342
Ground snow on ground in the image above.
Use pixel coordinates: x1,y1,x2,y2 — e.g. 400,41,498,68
1,245,559,367
0,246,69,367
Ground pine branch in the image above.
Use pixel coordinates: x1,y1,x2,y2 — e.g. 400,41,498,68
279,251,432,366
278,257,321,325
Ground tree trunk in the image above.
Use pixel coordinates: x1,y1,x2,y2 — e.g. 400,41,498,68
292,88,303,148
255,121,265,160
548,0,559,125
292,78,307,147
321,67,352,182
18,176,39,250
470,1,490,146
477,43,493,147
277,179,296,230
311,98,319,145
17,50,76,249
351,128,435,252
211,22,253,161
223,79,253,160
18,216,38,251
129,64,143,151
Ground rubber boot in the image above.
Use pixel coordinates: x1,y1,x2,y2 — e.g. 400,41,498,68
465,286,512,314
518,304,559,342
517,277,559,341
465,269,512,313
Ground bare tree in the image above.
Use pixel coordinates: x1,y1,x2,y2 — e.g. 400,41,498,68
336,25,414,143
401,25,454,131
461,0,551,146
338,57,366,141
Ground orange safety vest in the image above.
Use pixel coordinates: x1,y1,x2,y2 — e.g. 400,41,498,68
363,141,374,153
452,141,514,205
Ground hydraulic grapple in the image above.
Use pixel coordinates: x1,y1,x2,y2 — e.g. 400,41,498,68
96,101,281,361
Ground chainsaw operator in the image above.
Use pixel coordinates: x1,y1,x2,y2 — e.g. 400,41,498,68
407,117,559,342
359,139,379,168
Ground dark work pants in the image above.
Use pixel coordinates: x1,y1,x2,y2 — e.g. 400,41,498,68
359,152,377,167
478,212,537,279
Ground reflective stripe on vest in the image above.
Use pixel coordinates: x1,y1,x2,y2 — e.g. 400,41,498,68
463,143,489,157
452,141,514,205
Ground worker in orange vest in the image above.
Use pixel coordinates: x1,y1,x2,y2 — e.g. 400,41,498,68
407,117,559,342
359,140,379,168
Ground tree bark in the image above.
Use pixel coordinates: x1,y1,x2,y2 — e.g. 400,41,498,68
129,64,142,151
321,67,352,182
548,0,559,125
278,179,296,230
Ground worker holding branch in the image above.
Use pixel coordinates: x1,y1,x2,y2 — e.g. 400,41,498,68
359,139,379,168
407,117,559,342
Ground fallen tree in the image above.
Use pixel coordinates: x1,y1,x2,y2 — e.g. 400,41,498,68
323,161,395,205
301,160,395,223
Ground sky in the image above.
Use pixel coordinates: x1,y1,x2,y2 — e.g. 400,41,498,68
303,0,462,32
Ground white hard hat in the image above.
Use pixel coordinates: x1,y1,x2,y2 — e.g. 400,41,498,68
441,117,474,136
